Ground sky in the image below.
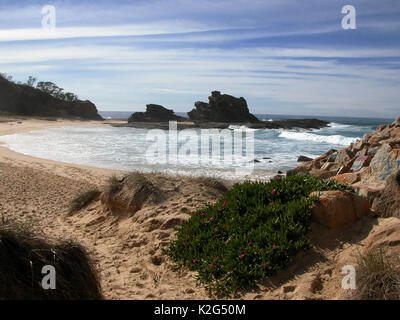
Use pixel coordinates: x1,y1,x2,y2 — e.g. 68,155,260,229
0,0,399,118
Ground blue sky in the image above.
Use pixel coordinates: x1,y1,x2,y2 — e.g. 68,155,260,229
0,0,399,118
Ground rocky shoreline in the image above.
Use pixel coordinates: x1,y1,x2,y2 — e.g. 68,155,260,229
288,116,400,218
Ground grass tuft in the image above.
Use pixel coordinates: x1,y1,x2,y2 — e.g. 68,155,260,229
353,249,400,300
68,189,100,215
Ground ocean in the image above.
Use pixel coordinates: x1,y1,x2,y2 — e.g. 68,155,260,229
0,113,393,180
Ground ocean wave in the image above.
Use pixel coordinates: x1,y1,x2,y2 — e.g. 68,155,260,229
278,131,358,146
228,125,258,131
328,122,353,129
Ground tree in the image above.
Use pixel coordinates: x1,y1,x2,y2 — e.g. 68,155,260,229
0,72,13,82
26,76,37,87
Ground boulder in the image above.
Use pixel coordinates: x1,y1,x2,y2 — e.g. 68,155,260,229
356,181,386,202
395,116,400,125
335,149,354,166
371,172,400,218
297,155,313,162
351,155,371,172
128,104,185,123
310,190,371,228
310,169,338,180
362,144,400,183
363,217,400,258
187,91,260,123
330,172,360,185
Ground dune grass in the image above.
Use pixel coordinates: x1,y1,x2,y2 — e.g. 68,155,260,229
68,189,101,215
354,249,400,300
0,223,103,300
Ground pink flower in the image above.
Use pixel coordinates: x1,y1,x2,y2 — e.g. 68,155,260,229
183,241,187,246
269,202,274,206
272,244,277,249
212,235,216,239
258,249,262,253
223,225,227,229
263,264,267,268
210,265,214,269
248,242,252,246
222,200,227,207
276,176,281,180
193,259,197,263
239,254,245,259
210,217,215,221
271,190,276,195
214,257,218,261
200,213,206,216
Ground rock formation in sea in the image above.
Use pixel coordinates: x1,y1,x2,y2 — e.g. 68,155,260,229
188,91,260,123
128,104,186,123
0,75,103,120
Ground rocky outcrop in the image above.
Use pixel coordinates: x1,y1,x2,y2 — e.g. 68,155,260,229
288,117,400,207
0,76,103,120
310,190,371,228
128,104,185,123
188,91,260,123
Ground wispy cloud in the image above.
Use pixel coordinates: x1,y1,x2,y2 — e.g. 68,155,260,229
0,0,399,117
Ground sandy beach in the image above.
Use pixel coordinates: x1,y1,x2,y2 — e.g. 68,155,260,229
0,116,387,300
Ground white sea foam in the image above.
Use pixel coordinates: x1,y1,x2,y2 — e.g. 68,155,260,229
278,130,358,146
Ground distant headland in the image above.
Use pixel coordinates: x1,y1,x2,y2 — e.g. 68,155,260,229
0,73,103,120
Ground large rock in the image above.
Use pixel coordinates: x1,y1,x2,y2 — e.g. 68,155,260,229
188,91,260,123
310,191,371,228
363,217,400,258
371,171,400,218
330,172,360,185
128,104,185,123
362,144,400,183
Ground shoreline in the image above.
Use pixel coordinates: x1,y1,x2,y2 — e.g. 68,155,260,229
0,118,127,182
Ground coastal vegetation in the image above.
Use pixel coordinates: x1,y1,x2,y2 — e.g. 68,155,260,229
0,223,103,299
166,174,353,296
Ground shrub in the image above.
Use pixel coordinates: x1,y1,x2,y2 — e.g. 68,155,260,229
68,189,100,215
104,174,122,197
0,223,102,299
353,249,400,300
166,174,352,296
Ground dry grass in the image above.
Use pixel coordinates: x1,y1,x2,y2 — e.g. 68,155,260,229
68,188,100,215
0,223,103,300
354,249,400,300
104,174,122,197
196,176,229,194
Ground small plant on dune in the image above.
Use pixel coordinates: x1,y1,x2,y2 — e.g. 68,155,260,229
104,174,122,195
166,174,353,297
353,249,400,300
68,189,101,215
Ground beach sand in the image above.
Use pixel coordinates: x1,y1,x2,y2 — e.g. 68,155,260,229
0,117,380,300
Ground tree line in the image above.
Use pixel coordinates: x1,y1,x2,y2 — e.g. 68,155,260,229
0,73,79,102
